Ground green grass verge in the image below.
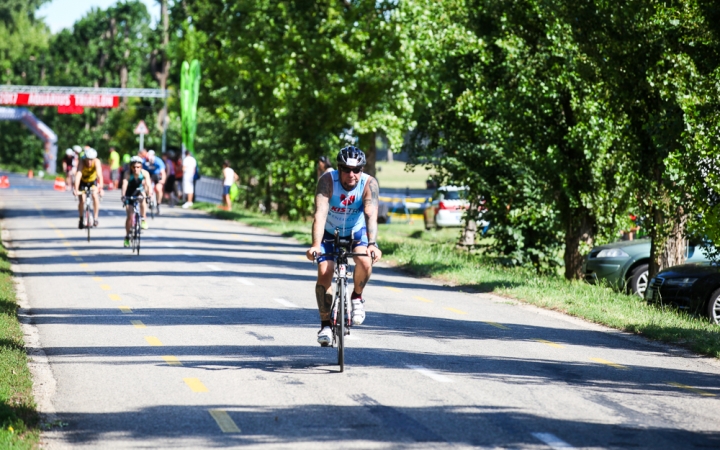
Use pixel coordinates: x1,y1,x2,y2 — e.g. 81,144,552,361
196,203,720,358
376,161,434,190
0,238,39,448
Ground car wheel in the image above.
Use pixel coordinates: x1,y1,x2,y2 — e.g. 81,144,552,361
706,288,720,324
628,264,649,297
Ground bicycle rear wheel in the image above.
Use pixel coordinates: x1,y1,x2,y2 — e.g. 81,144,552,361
337,279,345,372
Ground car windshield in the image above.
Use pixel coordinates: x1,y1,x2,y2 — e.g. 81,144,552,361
441,190,467,200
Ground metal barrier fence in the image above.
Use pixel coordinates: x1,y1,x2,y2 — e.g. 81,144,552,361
194,176,223,204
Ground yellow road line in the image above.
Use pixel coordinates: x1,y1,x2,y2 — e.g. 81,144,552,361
666,381,715,397
385,287,402,292
92,277,102,282
296,256,307,260
484,321,510,330
130,320,146,329
108,294,121,301
534,339,564,348
99,284,111,291
119,306,133,313
184,378,209,392
209,409,241,433
145,336,163,346
445,307,468,315
79,263,89,268
413,296,433,303
162,355,182,366
590,357,629,370
69,251,79,256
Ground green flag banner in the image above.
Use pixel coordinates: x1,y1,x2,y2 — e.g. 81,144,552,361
180,60,201,156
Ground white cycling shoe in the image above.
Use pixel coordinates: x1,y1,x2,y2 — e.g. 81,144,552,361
352,299,366,325
317,326,332,346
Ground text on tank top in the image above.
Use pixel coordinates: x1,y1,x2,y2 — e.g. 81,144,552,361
325,171,369,235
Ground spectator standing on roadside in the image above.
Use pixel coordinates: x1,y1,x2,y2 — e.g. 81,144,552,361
317,155,334,180
222,160,239,210
109,147,120,189
182,149,197,209
163,151,177,205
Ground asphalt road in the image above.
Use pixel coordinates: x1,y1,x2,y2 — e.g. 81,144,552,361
2,172,720,449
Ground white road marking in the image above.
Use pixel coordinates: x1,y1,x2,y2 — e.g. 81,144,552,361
205,264,222,271
532,432,574,449
274,298,300,308
237,279,254,286
407,365,453,383
183,251,195,257
164,243,175,248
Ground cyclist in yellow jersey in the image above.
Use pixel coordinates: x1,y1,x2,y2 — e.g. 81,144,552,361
73,148,104,229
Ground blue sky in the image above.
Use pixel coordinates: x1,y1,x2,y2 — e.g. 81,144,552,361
38,0,161,33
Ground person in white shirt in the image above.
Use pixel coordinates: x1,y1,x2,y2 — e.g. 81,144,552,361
222,160,239,210
182,149,197,209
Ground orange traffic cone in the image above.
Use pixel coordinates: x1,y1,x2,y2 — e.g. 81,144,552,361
27,169,33,179
0,176,9,189
53,177,65,191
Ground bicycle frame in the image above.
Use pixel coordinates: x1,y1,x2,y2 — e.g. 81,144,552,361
81,185,94,242
314,228,373,372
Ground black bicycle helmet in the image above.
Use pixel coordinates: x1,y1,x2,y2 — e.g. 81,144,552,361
337,146,366,167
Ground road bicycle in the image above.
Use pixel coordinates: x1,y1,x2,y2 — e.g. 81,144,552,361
80,185,95,242
125,193,144,255
148,184,159,220
314,228,374,372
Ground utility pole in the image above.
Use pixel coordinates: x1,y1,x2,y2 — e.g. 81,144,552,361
159,0,170,154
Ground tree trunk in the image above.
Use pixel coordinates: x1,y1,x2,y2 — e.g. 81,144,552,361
156,0,170,133
563,208,594,280
364,131,377,177
649,205,664,279
457,207,478,248
650,205,687,277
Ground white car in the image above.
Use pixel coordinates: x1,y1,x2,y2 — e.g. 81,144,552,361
423,186,469,229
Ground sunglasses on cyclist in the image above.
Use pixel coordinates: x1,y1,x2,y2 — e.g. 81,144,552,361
339,165,363,174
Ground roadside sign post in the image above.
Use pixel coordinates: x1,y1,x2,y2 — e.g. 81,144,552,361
134,120,149,153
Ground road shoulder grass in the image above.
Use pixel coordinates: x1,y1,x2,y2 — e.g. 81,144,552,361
0,234,39,448
196,203,720,359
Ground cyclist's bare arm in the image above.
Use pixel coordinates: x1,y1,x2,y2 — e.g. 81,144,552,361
121,178,128,198
307,172,333,260
362,177,382,263
95,159,104,196
73,170,82,195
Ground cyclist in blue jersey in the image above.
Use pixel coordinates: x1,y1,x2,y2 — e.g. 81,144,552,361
142,150,166,206
306,146,382,346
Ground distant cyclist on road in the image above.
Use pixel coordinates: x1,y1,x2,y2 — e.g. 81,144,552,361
305,146,382,346
142,150,166,205
62,149,76,191
121,156,152,247
73,147,104,228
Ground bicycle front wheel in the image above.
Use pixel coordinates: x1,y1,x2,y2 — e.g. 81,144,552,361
85,203,92,242
135,216,141,255
337,279,345,372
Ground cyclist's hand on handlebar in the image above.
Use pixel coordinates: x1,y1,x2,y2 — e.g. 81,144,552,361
368,246,382,263
306,246,322,261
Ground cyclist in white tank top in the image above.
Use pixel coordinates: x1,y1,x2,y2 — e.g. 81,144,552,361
306,147,383,346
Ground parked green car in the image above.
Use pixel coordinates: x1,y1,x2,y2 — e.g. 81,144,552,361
583,239,710,297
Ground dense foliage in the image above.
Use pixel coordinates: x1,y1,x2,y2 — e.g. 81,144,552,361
2,0,720,277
